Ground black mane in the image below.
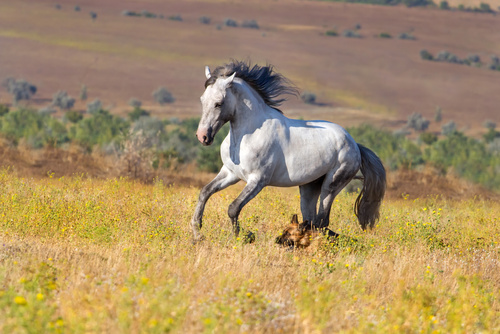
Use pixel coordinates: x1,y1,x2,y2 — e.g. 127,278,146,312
205,60,298,112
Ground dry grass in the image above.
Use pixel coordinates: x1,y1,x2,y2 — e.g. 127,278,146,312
0,171,499,332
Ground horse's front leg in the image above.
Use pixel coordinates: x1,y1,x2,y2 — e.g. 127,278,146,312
227,178,266,242
191,166,239,241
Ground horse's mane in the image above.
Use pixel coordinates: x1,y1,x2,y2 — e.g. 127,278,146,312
205,60,298,112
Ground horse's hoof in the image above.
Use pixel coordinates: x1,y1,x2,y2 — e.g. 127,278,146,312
191,235,206,245
242,230,256,244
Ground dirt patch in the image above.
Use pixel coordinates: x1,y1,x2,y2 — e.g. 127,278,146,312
386,167,499,200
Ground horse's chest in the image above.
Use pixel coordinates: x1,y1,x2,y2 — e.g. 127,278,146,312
221,135,273,178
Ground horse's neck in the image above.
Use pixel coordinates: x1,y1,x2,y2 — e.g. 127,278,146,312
229,82,283,138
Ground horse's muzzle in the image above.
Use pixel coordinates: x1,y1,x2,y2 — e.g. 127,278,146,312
196,127,213,146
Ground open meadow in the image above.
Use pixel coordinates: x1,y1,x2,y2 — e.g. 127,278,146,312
0,170,499,333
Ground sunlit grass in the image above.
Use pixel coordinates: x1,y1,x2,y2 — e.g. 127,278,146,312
0,170,498,332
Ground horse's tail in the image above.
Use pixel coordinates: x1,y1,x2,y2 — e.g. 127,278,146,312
354,144,386,230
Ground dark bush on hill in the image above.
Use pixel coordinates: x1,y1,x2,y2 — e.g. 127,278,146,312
153,87,175,105
52,91,75,110
242,20,259,29
224,18,238,27
3,78,37,105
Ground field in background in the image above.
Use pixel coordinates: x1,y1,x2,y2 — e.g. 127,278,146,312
0,172,499,332
1,0,499,136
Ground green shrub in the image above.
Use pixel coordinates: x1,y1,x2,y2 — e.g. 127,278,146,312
439,1,449,9
65,110,83,123
348,124,423,170
420,50,433,61
0,108,68,147
379,32,392,38
69,109,129,149
169,15,182,22
128,107,150,121
0,104,9,117
325,30,338,37
420,132,438,145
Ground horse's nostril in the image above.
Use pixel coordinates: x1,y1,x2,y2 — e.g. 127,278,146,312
203,135,208,142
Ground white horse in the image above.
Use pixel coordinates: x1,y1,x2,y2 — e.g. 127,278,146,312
191,60,386,242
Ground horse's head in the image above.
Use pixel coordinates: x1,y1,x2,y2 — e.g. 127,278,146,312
196,66,237,146
275,214,315,248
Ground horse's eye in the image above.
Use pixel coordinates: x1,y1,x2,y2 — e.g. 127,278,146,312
215,101,223,109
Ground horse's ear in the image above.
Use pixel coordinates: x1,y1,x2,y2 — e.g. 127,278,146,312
220,72,236,89
291,214,299,224
205,66,211,79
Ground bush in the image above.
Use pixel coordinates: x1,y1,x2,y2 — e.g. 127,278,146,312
420,132,438,145
325,30,338,37
420,49,433,61
403,0,433,7
169,15,183,22
483,120,496,130
483,128,500,143
128,98,142,109
439,1,449,9
0,108,68,148
479,3,493,13
407,113,430,132
122,10,141,17
434,106,442,122
90,11,97,21
0,104,9,117
224,18,238,27
301,92,317,105
342,30,361,38
128,107,150,121
74,5,81,12
65,110,83,123
199,16,211,24
3,78,37,105
52,91,75,110
399,32,416,40
489,55,500,71
379,32,392,38
242,20,259,29
348,124,423,170
80,84,87,101
86,99,102,114
467,54,480,63
38,107,57,115
441,121,457,136
152,87,175,105
69,109,129,149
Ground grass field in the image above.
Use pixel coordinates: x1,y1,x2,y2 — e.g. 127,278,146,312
0,171,499,333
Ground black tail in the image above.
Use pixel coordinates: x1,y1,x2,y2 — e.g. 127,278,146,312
354,144,386,230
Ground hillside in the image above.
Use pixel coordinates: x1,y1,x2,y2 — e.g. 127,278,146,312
1,0,499,136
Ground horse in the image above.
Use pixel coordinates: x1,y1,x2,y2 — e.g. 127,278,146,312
191,60,386,242
275,214,339,249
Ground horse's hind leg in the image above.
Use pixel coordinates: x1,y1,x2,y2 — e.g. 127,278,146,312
315,164,358,229
299,176,324,222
